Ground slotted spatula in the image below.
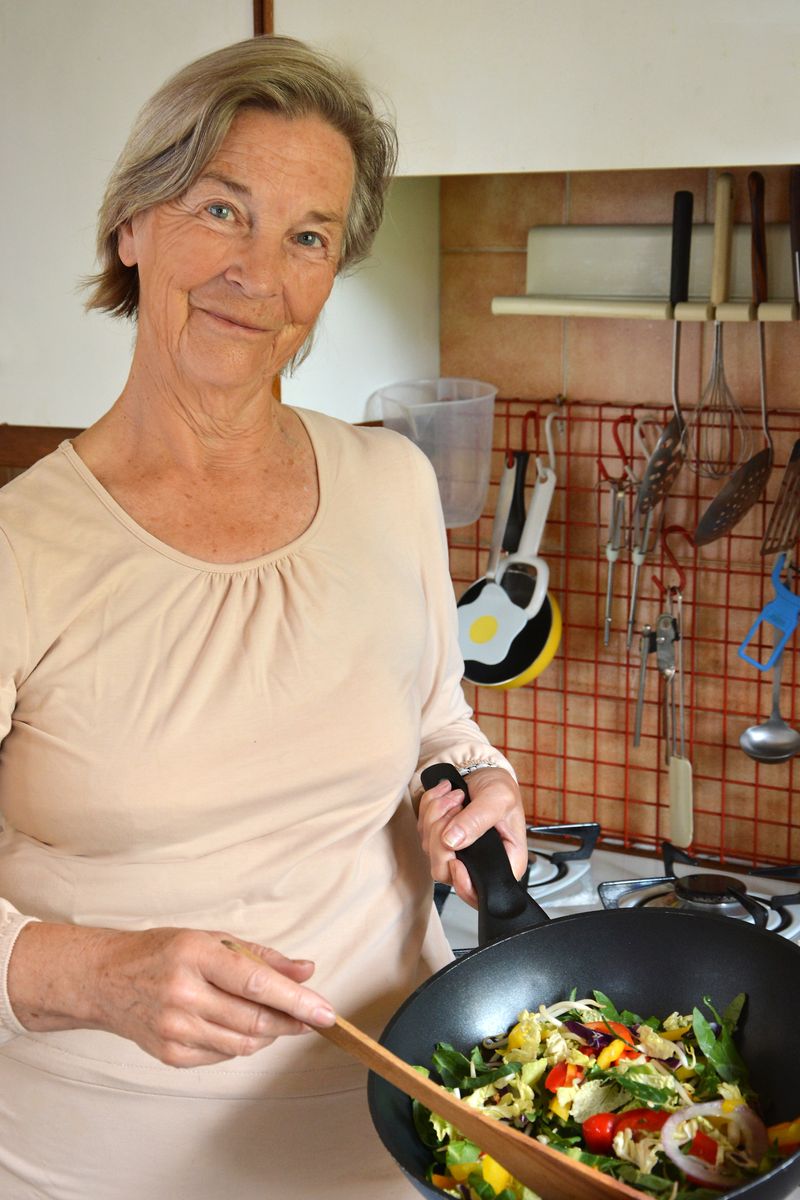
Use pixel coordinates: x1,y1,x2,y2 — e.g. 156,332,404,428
762,438,800,555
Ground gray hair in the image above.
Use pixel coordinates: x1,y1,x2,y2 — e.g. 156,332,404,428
84,35,398,320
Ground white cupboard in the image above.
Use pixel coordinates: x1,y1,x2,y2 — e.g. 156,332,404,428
274,0,800,175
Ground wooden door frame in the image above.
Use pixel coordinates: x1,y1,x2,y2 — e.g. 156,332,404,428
252,1,273,35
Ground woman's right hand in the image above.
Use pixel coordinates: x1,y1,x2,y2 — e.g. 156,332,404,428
7,922,335,1067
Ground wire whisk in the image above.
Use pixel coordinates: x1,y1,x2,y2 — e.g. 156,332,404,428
686,172,752,478
687,321,751,477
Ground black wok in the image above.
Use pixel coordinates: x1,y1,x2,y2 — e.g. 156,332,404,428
369,766,800,1200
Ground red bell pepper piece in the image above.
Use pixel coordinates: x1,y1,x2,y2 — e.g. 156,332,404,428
545,1061,584,1092
689,1130,719,1165
585,1019,637,1047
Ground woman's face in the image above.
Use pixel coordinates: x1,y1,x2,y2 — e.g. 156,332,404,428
117,108,355,395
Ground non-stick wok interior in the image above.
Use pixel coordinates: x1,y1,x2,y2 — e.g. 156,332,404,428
368,909,800,1200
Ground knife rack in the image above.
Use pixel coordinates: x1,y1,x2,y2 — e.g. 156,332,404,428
492,223,797,322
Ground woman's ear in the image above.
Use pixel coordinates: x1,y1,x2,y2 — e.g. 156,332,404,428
117,219,138,267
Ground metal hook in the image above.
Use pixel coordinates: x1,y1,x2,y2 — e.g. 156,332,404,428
522,410,539,453
652,524,693,595
542,409,560,473
598,414,639,485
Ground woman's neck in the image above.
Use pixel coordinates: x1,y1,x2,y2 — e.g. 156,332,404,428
93,359,285,477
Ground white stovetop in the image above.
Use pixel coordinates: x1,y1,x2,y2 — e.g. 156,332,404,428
439,841,800,953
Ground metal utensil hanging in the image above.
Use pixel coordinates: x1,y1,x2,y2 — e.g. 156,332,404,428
762,439,800,556
626,193,694,649
686,173,752,478
598,415,641,647
694,171,773,545
635,190,694,513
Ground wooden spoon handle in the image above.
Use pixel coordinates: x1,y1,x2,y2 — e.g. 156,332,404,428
320,1014,643,1200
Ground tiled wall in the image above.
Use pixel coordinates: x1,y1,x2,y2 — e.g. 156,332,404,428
440,167,800,863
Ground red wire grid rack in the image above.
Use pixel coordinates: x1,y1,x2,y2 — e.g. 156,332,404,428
448,398,800,866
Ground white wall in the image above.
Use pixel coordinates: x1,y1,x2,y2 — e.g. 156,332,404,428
1,0,253,427
282,177,440,423
0,1,439,427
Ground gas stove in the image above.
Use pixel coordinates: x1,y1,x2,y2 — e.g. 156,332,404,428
437,828,800,953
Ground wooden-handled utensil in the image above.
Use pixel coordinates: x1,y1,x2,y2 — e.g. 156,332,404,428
222,940,642,1200
693,171,773,546
321,1014,643,1200
687,173,751,478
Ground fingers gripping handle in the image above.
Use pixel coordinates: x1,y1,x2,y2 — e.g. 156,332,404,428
421,763,549,944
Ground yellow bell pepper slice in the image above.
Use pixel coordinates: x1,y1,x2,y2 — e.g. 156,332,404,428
767,1118,800,1153
449,1160,480,1182
482,1155,513,1192
659,1024,692,1041
549,1095,571,1120
596,1037,626,1069
506,1022,526,1051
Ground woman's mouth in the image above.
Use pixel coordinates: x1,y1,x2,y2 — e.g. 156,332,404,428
197,307,270,334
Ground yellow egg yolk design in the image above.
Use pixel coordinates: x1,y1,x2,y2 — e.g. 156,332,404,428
457,582,527,666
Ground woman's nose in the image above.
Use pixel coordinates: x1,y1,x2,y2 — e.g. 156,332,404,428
223,234,283,298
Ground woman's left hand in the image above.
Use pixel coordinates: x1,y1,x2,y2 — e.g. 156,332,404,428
417,767,527,908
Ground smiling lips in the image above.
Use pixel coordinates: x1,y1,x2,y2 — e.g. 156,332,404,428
196,306,272,334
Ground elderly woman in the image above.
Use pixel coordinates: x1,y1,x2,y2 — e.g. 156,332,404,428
0,35,525,1200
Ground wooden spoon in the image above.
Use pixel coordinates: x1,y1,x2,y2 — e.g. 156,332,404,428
222,939,642,1198
321,1013,644,1200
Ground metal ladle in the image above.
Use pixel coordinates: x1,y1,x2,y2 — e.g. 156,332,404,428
739,650,800,763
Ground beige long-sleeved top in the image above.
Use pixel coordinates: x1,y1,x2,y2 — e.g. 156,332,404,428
0,408,511,1100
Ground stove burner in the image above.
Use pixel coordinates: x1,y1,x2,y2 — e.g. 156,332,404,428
596,875,791,930
674,872,747,904
524,822,600,890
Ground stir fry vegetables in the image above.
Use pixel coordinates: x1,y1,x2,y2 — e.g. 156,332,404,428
413,991,797,1200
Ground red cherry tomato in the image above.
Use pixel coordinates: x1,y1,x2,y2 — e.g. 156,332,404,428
582,1112,619,1155
614,1108,670,1137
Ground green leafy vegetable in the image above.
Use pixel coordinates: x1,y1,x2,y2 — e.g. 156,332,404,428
692,994,749,1086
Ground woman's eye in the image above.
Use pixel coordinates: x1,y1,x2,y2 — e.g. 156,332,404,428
207,203,234,220
296,231,324,248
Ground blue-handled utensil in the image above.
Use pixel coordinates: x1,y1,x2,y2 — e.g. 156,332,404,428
738,554,800,670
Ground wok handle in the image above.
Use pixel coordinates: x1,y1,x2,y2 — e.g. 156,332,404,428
420,763,550,944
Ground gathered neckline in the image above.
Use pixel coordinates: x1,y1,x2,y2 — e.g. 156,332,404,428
58,407,327,575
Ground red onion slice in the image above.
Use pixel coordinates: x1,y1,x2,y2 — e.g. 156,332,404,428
661,1100,768,1189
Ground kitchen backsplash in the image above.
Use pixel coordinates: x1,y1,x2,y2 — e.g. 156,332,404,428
440,166,799,865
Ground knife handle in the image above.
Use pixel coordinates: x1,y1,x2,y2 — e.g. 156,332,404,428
789,167,800,304
669,190,694,307
748,171,767,307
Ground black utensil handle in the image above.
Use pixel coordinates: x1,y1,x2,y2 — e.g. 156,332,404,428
748,171,768,306
502,451,530,553
669,190,694,307
420,763,550,944
790,167,800,304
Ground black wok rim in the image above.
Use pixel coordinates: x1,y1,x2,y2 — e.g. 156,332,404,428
368,909,800,1200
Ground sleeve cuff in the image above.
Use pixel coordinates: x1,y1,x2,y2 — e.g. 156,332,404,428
0,910,39,1043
